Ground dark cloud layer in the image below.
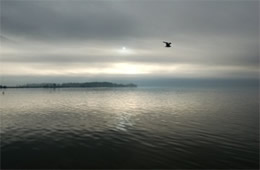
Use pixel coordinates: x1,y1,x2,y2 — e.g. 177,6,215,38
1,1,258,41
1,1,138,41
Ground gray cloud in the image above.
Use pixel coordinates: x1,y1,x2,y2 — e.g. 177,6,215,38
1,0,139,41
1,1,258,40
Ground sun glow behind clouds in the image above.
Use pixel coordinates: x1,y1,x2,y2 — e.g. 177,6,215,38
117,46,135,55
71,63,151,75
1,59,258,80
113,63,150,74
67,63,150,75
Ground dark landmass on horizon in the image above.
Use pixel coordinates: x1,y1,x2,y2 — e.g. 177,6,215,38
0,82,137,88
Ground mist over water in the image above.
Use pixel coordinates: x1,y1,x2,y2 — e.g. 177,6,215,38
1,76,258,88
1,85,259,169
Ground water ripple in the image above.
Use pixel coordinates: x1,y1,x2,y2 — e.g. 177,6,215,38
1,87,259,169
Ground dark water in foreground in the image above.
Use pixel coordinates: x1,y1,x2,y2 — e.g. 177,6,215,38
1,87,259,169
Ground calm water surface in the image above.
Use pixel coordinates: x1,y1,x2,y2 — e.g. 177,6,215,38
1,87,259,169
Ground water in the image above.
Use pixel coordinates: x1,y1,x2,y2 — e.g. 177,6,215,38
1,86,259,169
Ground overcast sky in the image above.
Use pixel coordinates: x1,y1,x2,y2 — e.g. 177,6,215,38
0,0,259,85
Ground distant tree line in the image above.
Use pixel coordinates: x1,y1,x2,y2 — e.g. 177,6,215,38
0,85,7,88
1,82,137,88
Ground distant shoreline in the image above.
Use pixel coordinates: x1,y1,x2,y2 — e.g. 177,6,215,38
0,82,137,89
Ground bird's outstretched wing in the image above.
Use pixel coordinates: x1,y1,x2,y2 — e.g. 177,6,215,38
163,41,171,44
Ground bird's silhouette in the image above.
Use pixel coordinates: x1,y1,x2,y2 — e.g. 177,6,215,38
163,41,172,47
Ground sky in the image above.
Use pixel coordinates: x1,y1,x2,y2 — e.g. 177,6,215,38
0,0,259,85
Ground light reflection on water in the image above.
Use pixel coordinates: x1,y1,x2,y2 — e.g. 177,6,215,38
0,87,259,169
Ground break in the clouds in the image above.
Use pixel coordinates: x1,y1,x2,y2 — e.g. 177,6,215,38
0,0,259,84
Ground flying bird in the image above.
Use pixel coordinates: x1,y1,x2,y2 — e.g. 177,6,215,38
163,41,172,48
